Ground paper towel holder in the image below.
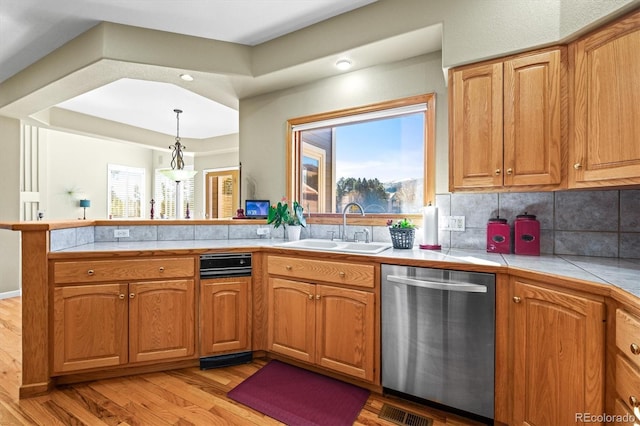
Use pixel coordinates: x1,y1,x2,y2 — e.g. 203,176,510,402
420,202,441,250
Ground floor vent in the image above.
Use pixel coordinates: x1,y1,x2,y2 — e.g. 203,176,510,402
379,403,433,426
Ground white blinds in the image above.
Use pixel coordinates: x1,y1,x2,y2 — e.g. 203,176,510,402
108,164,145,218
154,168,195,219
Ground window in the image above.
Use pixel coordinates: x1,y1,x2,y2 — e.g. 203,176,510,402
154,168,195,219
108,164,145,218
287,94,435,216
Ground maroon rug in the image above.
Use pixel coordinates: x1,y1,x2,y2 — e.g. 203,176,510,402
227,360,370,425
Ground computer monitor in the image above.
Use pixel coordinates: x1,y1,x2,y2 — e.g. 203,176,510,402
244,199,270,219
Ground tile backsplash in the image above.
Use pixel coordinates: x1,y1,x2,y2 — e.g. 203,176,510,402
50,189,640,259
435,189,640,259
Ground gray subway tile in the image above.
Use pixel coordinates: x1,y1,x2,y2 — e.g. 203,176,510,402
499,192,554,229
126,226,157,241
158,225,195,241
620,233,640,259
194,225,228,240
95,226,117,242
451,193,498,228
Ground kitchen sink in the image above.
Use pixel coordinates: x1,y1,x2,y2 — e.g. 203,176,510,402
276,239,392,254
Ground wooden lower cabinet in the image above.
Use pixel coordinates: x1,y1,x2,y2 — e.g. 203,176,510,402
511,278,606,425
200,277,250,355
267,277,375,382
53,279,195,374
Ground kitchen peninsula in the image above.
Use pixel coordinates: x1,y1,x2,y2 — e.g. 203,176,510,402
3,219,640,425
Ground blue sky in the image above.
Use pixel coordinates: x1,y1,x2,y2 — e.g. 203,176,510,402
334,113,424,182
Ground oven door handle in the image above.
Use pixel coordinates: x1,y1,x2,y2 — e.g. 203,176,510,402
386,274,487,293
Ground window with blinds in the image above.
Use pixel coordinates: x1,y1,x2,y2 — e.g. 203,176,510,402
154,168,195,219
108,164,145,218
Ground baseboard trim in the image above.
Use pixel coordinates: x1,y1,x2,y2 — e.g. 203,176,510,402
0,289,21,300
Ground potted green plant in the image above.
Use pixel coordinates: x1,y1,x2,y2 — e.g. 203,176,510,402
387,218,417,249
267,199,306,240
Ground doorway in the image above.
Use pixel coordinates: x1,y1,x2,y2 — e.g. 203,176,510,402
205,169,239,219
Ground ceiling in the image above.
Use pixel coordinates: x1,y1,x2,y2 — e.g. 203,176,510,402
0,0,382,140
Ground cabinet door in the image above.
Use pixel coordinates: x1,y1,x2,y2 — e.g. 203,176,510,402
315,285,375,381
512,279,605,425
504,49,564,187
200,277,250,355
53,283,128,373
267,277,315,363
571,10,640,187
129,279,195,363
450,62,504,190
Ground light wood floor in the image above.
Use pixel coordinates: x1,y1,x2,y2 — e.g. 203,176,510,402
0,297,483,425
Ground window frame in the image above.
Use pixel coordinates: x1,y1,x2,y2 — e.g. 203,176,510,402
286,94,436,224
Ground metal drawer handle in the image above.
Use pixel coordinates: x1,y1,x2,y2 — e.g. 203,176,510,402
631,343,640,355
630,395,639,408
159,266,165,272
87,269,95,276
129,293,135,299
513,296,522,304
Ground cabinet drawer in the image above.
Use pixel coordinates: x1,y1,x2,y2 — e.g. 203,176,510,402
54,257,195,284
267,255,374,288
616,309,640,370
615,354,640,417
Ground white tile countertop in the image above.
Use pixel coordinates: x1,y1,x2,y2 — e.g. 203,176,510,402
51,239,640,299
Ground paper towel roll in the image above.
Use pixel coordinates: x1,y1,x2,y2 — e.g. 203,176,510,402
422,205,439,246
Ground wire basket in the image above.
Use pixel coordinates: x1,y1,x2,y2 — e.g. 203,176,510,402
389,228,415,249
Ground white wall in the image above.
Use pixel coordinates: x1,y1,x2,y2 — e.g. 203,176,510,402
43,129,154,220
0,117,22,295
239,52,448,204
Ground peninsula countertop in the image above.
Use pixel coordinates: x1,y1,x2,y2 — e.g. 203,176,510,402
49,238,640,300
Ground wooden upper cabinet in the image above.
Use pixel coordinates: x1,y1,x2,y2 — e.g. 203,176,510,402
449,47,566,191
504,49,564,187
571,9,640,187
450,62,504,189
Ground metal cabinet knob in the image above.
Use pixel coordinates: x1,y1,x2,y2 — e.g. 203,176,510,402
159,266,165,272
506,168,513,175
87,269,95,276
339,271,346,278
573,163,582,170
286,265,292,271
308,294,313,300
316,294,321,300
513,296,522,304
631,343,640,355
129,293,135,299
119,294,125,300
630,395,639,408
495,169,501,175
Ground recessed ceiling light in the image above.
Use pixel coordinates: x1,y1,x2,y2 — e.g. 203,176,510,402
335,59,352,71
180,73,194,82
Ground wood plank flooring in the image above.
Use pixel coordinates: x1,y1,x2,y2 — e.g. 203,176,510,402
0,296,484,425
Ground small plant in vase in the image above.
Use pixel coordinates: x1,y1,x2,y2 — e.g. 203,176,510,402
267,198,306,240
387,218,417,249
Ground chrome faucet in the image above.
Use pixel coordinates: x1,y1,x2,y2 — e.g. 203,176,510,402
342,202,365,241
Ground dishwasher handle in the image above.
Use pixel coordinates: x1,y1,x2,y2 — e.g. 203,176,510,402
386,274,488,293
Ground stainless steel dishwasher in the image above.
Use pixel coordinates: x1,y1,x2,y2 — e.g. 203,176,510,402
381,264,495,422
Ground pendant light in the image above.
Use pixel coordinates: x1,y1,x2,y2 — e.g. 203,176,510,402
160,109,197,219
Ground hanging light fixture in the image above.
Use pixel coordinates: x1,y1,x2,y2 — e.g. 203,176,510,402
160,108,197,219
